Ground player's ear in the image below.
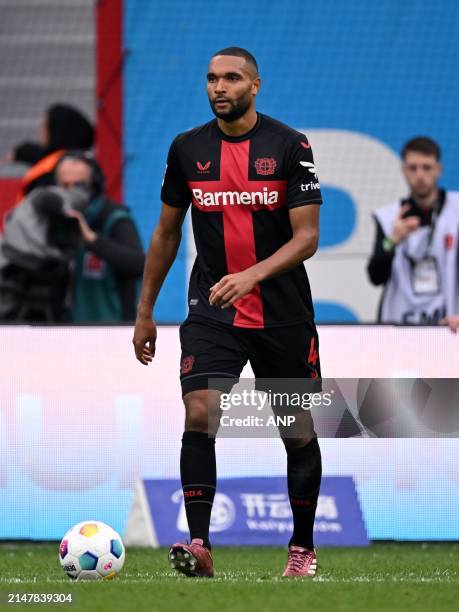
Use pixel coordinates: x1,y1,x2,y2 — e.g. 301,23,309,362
252,77,261,96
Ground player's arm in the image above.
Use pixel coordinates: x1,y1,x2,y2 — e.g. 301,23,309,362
209,204,319,308
133,136,191,364
133,203,187,364
254,204,320,278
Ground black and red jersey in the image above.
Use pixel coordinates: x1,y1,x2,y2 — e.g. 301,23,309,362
161,113,323,328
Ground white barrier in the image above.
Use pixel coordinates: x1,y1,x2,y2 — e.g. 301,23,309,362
0,324,458,540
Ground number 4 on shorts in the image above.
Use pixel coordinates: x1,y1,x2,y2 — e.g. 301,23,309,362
308,337,319,366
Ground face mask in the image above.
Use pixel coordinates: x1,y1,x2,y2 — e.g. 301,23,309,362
67,184,92,212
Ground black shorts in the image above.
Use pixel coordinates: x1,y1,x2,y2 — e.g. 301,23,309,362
179,315,321,396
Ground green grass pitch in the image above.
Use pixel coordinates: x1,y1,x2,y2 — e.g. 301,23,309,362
0,543,458,611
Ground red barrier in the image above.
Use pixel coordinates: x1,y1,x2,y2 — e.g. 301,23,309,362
95,0,124,202
0,178,22,232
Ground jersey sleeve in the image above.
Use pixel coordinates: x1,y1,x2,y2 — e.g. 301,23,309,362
160,138,191,208
285,136,323,209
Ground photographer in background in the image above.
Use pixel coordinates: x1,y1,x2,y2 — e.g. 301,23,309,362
0,152,144,322
0,182,85,321
2,103,94,200
367,137,459,327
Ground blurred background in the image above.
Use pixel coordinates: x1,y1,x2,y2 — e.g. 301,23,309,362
0,0,458,544
2,0,458,323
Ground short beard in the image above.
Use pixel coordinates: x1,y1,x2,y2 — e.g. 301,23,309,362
413,185,434,199
209,95,251,122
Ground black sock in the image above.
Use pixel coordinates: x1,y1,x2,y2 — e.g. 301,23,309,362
286,436,322,549
180,431,216,550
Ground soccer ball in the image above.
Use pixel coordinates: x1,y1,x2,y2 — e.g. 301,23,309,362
59,521,125,581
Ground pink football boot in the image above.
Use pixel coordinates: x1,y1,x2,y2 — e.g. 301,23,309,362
168,538,214,578
282,545,318,577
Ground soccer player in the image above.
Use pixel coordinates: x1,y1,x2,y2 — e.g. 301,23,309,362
133,47,323,578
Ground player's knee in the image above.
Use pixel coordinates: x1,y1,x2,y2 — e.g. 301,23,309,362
282,436,314,450
183,391,210,432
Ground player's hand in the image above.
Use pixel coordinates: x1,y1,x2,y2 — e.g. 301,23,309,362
390,204,421,245
133,317,157,365
440,315,459,334
209,271,257,309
